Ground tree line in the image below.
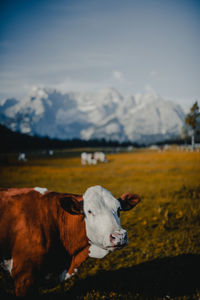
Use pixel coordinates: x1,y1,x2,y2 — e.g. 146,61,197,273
182,101,200,149
0,124,138,153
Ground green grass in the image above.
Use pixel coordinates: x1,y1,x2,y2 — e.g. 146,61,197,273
0,149,200,299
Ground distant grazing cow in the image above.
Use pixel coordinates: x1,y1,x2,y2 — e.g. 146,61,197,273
81,152,87,165
86,153,97,165
81,152,97,165
0,186,140,296
18,153,27,162
49,150,54,156
94,151,107,163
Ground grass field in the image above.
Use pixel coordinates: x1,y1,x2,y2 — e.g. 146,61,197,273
0,148,200,299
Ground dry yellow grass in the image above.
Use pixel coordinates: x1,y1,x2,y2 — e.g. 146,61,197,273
0,149,200,299
1,150,199,196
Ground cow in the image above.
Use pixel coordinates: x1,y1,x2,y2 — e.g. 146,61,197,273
0,186,140,296
81,152,97,165
49,150,54,156
93,152,107,163
18,153,27,162
81,152,89,165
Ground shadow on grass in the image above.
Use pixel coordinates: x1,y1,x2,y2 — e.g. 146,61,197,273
1,254,200,299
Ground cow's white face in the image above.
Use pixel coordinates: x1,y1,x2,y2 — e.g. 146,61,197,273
83,186,128,251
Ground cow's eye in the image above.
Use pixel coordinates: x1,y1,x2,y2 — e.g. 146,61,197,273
117,207,120,217
88,210,92,214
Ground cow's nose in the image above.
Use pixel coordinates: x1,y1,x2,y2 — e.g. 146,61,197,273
110,231,128,246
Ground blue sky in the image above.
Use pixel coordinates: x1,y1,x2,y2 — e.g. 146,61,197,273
0,0,200,107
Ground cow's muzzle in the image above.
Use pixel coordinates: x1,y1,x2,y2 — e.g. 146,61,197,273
109,230,128,249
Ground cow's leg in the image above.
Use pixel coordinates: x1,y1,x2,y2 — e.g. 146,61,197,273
60,246,89,281
68,246,90,275
11,258,39,297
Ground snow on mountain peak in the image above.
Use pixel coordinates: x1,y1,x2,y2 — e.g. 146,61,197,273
135,90,161,105
99,87,123,102
0,87,185,144
29,86,49,99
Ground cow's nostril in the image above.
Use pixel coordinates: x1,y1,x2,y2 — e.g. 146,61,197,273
110,234,117,243
110,234,116,240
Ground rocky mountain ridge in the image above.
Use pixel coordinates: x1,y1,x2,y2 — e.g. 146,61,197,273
0,87,185,144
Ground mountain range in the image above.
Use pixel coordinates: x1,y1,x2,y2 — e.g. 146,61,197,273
0,87,186,144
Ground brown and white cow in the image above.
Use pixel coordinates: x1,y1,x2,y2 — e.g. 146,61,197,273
0,185,140,296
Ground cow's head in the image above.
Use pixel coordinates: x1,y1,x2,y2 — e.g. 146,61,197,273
60,186,140,251
83,186,140,251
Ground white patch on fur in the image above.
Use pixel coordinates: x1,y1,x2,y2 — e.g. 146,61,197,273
1,259,13,274
89,244,109,258
34,187,48,194
59,268,78,282
65,273,72,280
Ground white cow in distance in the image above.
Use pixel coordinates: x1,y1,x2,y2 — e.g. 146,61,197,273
81,152,87,165
49,150,54,156
81,152,97,165
81,151,107,165
94,152,107,163
18,153,27,162
87,153,97,165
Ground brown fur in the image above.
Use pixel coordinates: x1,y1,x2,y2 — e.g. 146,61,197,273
0,188,89,296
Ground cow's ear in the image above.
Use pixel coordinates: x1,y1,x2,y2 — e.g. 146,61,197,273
60,195,84,215
118,193,140,211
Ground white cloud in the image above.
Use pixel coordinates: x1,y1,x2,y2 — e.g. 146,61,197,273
53,77,102,94
112,70,123,81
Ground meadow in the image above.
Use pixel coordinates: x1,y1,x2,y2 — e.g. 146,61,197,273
0,148,200,299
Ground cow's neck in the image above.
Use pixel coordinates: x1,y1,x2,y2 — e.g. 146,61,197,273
57,208,89,256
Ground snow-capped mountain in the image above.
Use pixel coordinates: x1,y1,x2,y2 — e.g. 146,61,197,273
0,87,185,144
